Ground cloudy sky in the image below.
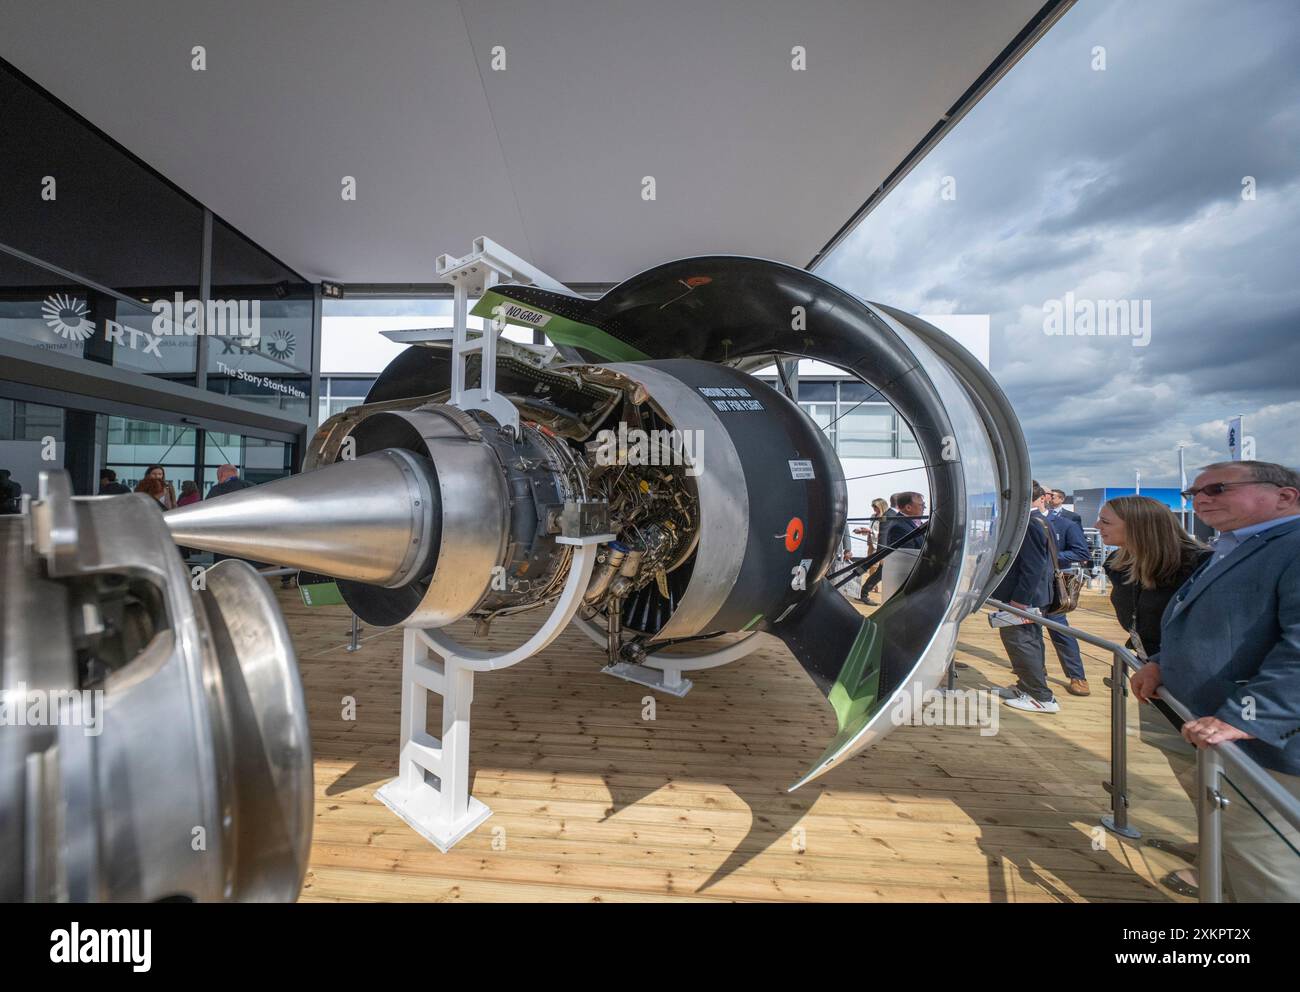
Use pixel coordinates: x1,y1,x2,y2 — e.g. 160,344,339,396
821,0,1300,490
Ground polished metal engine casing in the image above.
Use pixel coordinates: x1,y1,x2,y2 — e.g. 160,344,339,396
0,473,313,902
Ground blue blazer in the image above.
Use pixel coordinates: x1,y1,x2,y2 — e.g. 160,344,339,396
1046,513,1091,567
880,511,925,551
1152,516,1300,775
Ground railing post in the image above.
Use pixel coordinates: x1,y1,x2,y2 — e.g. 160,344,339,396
1101,648,1141,839
1197,745,1227,903
983,598,1300,883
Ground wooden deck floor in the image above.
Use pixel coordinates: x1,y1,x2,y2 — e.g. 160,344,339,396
284,587,1197,902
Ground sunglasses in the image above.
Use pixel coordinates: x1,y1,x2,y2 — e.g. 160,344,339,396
1180,481,1283,499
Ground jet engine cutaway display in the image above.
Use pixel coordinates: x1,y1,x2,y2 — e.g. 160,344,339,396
165,255,1030,790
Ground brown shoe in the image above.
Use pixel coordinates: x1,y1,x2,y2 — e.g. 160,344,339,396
1068,678,1091,696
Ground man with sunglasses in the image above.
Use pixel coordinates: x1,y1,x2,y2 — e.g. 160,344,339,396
1130,460,1300,902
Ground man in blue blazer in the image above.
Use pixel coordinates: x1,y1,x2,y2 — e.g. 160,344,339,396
1043,502,1093,695
1132,460,1300,902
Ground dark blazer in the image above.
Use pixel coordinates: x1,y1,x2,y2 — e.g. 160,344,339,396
1152,516,1300,775
99,482,130,496
206,477,253,499
880,510,924,551
1055,508,1083,527
1106,548,1210,659
991,514,1053,608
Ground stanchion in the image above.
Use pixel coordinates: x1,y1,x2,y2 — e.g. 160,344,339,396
1101,648,1141,839
1197,745,1227,903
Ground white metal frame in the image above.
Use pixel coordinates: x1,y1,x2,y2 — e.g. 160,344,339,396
376,237,616,850
436,236,574,432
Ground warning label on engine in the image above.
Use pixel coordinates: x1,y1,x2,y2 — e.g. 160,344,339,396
498,303,552,327
698,386,763,412
789,460,815,480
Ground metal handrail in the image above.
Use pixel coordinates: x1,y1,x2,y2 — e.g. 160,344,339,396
984,597,1300,902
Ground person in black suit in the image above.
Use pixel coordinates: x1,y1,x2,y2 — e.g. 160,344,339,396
880,491,926,551
1048,489,1083,526
98,469,130,495
992,482,1058,713
206,463,253,499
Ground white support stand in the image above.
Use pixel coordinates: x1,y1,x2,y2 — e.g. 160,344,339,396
375,629,490,851
375,236,607,851
375,534,612,850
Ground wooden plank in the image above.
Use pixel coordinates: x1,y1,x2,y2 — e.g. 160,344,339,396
281,588,1196,902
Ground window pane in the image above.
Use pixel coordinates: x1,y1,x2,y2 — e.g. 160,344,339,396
326,377,377,393
205,223,314,418
839,380,880,402
837,403,895,459
799,402,835,431
0,249,196,378
838,406,893,434
797,381,836,402
899,432,921,460
839,437,894,458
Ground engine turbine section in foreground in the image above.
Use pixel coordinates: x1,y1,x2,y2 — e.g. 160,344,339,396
0,473,313,902
165,254,1030,791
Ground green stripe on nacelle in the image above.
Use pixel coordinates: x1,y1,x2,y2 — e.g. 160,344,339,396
471,289,649,362
826,618,883,733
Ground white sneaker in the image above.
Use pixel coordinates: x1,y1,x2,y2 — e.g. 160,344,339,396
1004,692,1060,713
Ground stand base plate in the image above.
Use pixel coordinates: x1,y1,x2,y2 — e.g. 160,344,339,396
602,662,693,697
375,778,492,852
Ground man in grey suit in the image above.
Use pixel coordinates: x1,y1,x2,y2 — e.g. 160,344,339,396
1132,460,1300,902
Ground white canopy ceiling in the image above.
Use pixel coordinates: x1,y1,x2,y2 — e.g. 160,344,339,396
1,0,1059,285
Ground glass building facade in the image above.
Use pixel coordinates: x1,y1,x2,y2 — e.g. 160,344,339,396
0,398,291,501
757,377,922,461
0,58,317,498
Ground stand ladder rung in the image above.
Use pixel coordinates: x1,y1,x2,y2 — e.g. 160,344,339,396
410,656,445,695
407,732,443,775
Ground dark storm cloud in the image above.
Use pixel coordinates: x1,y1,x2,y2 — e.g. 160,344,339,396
821,0,1300,489
1153,307,1300,394
957,237,1099,285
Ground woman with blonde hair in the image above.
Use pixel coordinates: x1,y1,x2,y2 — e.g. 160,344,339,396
851,497,892,605
1096,494,1209,897
870,497,889,530
1098,495,1209,655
